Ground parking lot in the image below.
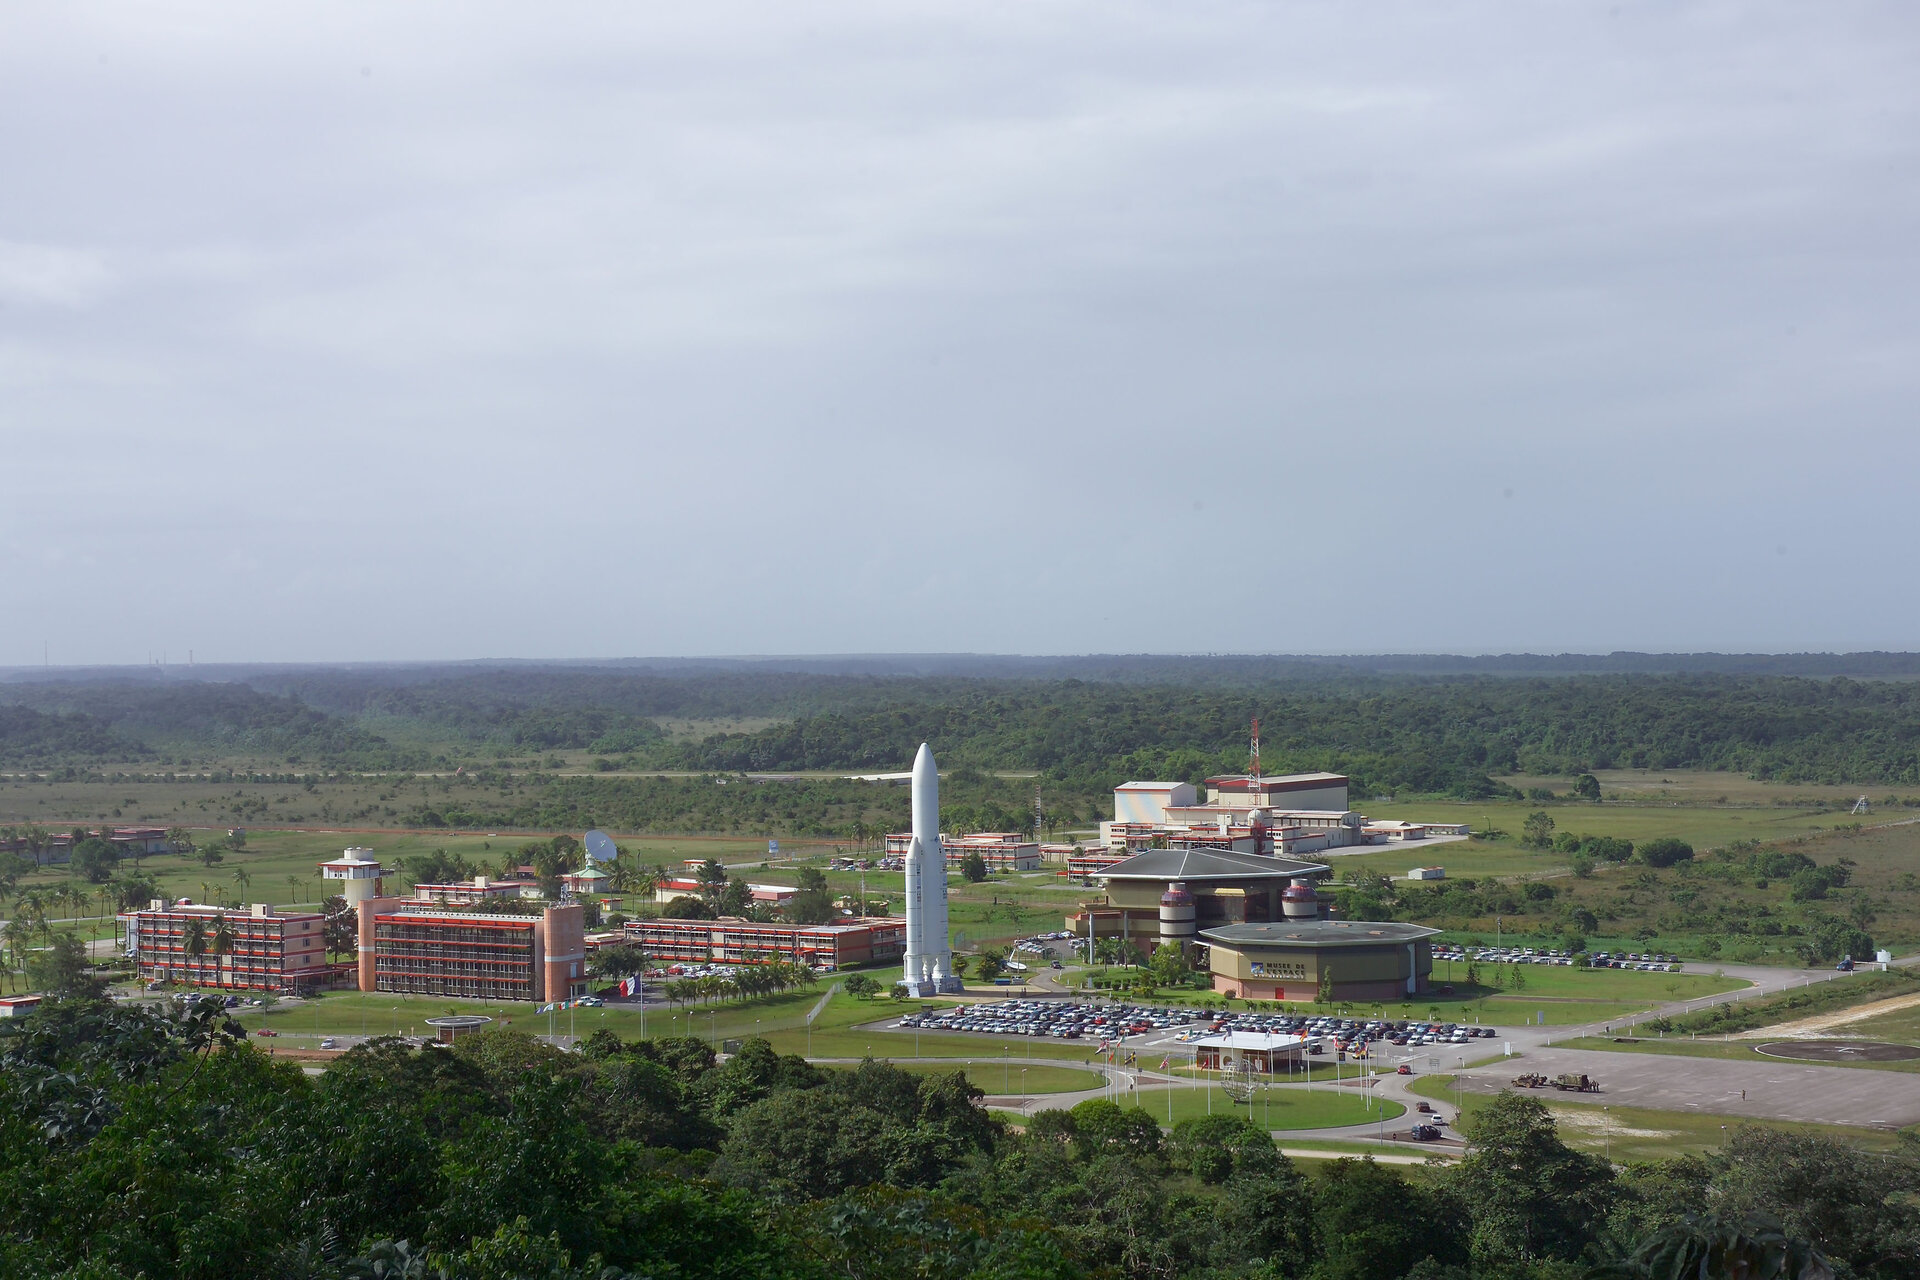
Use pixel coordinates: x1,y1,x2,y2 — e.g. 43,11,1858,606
897,997,1500,1061
1434,944,1684,972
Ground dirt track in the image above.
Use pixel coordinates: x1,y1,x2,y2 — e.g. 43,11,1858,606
1736,991,1920,1039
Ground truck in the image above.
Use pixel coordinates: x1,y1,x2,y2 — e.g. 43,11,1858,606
1551,1073,1600,1092
1511,1072,1548,1088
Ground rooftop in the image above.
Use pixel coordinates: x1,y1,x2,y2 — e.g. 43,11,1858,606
1095,847,1329,882
1205,771,1349,789
1200,920,1440,948
1190,1030,1310,1051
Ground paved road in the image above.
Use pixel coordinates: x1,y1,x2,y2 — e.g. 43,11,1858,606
1450,1045,1920,1129
875,960,1920,1140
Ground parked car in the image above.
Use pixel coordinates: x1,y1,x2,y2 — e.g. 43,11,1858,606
320,1038,336,1049
254,1029,278,1037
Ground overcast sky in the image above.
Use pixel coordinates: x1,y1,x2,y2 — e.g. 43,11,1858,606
3,3,1916,666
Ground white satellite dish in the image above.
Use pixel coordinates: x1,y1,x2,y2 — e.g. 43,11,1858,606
583,830,617,864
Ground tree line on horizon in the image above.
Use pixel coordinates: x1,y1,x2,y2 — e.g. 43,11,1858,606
9,671,1920,799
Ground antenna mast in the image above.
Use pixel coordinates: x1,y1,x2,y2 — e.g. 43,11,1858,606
1249,716,1261,783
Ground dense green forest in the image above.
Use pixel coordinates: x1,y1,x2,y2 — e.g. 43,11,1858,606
2,993,1913,1280
8,664,1920,796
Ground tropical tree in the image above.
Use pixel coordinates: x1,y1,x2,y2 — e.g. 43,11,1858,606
184,917,209,983
212,918,237,983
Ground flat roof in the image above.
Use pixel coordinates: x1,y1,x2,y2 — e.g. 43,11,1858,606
1205,772,1349,789
628,915,898,935
376,910,538,925
1201,920,1440,948
1190,1030,1309,1051
1096,847,1329,882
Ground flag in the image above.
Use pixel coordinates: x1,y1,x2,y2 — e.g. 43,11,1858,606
1158,1056,1169,1070
537,1003,556,1014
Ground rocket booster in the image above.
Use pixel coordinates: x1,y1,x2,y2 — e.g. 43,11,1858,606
903,742,953,992
912,743,950,982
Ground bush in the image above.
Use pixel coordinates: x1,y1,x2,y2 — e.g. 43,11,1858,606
1637,837,1695,868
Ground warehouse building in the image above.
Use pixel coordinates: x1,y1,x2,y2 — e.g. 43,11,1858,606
623,915,905,970
355,897,587,1003
1100,772,1369,854
1202,919,1439,1002
121,900,335,993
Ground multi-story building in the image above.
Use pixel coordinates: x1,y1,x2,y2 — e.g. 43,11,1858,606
408,876,529,907
356,897,586,1003
623,916,904,971
652,877,797,908
121,900,335,993
884,831,1040,872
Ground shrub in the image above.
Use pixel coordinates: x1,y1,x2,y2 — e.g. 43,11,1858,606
1637,838,1695,868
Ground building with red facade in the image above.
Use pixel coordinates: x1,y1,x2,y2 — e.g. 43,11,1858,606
121,900,335,993
623,916,904,970
356,897,587,1002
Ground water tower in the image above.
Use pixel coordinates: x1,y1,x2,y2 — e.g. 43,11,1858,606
319,846,386,906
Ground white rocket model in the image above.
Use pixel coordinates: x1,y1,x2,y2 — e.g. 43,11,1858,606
902,742,961,994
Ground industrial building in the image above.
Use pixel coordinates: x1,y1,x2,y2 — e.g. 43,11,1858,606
356,897,587,1002
1202,919,1440,1002
121,900,336,993
623,915,905,970
1099,772,1371,856
1068,846,1335,941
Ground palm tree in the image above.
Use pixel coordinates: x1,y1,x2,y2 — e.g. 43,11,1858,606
287,875,300,906
232,866,251,904
183,918,209,985
212,918,237,984
0,919,19,992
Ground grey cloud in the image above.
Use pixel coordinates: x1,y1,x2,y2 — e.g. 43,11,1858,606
1,2,1916,662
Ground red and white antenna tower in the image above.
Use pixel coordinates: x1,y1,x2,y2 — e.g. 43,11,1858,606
1249,716,1261,782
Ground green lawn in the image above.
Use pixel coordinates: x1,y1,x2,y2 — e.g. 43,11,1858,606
16,826,820,921
1407,1074,1906,1162
1053,1083,1403,1132
1552,1035,1920,1074
1847,1002,1920,1045
229,987,1111,1065
1354,795,1875,864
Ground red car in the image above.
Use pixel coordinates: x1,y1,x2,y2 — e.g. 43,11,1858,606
254,1029,278,1037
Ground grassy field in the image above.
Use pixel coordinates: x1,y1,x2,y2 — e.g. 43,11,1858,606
1849,1002,1920,1044
1552,1035,1920,1074
229,988,1114,1065
11,826,813,913
1408,1074,1906,1162
1091,1083,1404,1132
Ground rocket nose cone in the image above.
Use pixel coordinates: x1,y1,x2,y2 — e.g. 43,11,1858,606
914,743,936,777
